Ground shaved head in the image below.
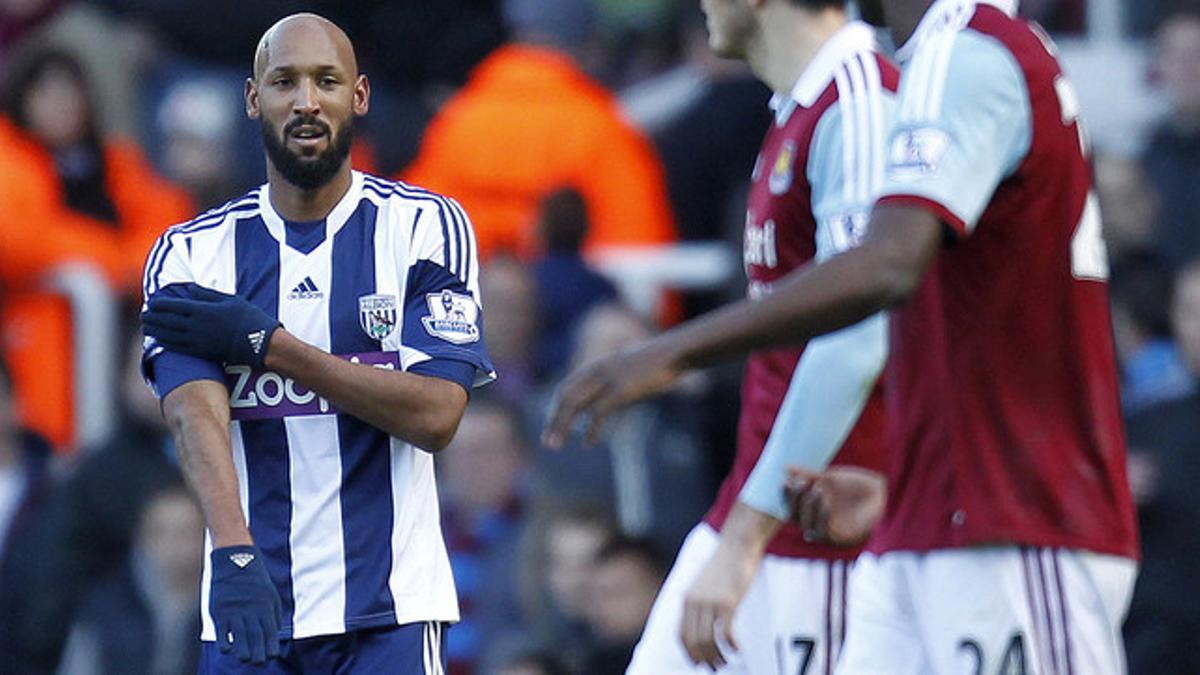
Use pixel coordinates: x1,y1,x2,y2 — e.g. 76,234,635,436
253,13,358,81
246,12,368,192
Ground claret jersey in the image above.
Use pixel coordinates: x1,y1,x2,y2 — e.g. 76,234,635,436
872,0,1138,558
704,22,899,559
142,171,495,640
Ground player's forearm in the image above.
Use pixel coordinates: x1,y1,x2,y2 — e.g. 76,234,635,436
718,502,785,558
163,380,251,549
665,206,939,372
739,314,888,519
264,330,466,450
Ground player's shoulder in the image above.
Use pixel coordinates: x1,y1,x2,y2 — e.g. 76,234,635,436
360,173,463,213
904,1,1037,85
809,23,898,112
162,187,262,240
359,172,471,232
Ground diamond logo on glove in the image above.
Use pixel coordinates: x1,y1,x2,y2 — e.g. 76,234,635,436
230,552,255,568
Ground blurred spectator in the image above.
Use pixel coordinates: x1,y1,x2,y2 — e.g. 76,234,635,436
0,356,55,675
518,502,618,672
91,0,347,68
0,0,61,59
1109,252,1195,412
1095,154,1159,258
1124,257,1200,674
494,651,570,675
1019,0,1086,33
440,394,533,674
532,187,618,378
630,10,769,320
154,77,242,210
1143,7,1200,268
0,331,180,674
403,0,677,260
480,256,540,402
0,46,192,449
1129,0,1181,37
0,355,52,569
57,482,203,675
532,303,712,552
581,536,665,675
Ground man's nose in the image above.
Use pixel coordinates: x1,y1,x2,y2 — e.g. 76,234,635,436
292,80,320,115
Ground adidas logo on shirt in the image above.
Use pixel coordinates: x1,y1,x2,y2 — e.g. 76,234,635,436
229,552,255,568
288,276,324,300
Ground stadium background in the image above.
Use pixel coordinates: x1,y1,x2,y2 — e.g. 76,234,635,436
0,0,1197,673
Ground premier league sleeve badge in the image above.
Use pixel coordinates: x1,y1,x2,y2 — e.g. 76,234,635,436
421,290,481,344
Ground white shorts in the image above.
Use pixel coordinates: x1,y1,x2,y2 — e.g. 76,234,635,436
836,547,1138,675
628,523,853,675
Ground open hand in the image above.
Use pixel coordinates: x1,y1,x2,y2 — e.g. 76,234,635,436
542,339,684,448
679,542,759,669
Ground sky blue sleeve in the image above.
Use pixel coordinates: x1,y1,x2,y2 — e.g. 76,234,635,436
808,66,897,260
737,74,894,520
738,314,888,520
878,30,1032,234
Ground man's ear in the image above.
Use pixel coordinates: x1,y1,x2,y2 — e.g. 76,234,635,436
353,74,370,117
245,78,260,120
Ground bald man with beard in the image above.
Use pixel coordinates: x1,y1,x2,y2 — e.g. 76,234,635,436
139,14,495,672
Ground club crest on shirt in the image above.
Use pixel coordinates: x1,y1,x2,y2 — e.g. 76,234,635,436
359,294,398,341
422,290,480,345
888,127,950,181
769,140,796,195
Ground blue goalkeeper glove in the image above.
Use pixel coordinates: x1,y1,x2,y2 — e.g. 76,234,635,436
143,283,282,369
209,545,283,663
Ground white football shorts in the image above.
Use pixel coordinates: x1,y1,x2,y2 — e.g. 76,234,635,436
627,523,854,675
836,547,1138,675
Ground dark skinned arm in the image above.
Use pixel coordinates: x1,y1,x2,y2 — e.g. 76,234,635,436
163,380,251,548
263,331,468,452
544,205,943,446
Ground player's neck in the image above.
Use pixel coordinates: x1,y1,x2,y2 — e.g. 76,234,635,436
752,7,846,96
885,0,937,50
266,162,354,222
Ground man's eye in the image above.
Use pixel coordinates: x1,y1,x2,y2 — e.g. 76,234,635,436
274,78,292,87
320,77,338,86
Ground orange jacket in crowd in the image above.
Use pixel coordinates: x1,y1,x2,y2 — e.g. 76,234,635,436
0,116,193,450
403,44,677,260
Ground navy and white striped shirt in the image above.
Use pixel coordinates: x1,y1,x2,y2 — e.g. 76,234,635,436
142,171,494,640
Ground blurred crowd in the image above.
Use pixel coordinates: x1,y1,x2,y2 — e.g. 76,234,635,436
0,0,1197,674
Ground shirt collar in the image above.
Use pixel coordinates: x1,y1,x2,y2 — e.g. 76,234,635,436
895,0,1019,63
259,170,364,248
769,21,879,125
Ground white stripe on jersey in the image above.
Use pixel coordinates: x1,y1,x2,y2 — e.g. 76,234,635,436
925,31,959,119
275,217,348,636
834,66,857,205
862,54,887,193
898,1,974,123
833,54,888,212
848,57,871,206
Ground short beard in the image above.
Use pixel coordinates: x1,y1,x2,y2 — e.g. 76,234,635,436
261,116,354,191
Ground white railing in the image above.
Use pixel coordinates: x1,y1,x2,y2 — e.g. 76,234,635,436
589,242,741,318
45,263,119,451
